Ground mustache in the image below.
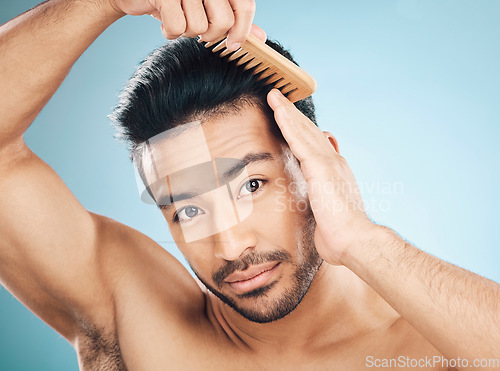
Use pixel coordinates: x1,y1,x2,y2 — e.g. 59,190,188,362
213,250,292,288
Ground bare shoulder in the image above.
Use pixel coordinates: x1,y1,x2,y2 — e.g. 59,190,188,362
92,213,205,312
76,212,206,326
75,214,215,369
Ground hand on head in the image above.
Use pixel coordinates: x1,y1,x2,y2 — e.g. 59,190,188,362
267,89,373,266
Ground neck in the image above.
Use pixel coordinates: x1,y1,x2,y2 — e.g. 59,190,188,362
210,263,399,353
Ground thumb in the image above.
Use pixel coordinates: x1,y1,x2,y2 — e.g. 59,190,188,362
250,24,266,42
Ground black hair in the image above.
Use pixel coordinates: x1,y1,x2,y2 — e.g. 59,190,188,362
110,37,317,156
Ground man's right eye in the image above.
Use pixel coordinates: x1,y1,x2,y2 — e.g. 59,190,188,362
174,206,205,223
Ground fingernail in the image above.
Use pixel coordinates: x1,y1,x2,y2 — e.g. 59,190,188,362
270,89,283,99
268,89,285,109
226,42,241,51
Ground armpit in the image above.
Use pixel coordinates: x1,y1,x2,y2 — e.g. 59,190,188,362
76,320,127,371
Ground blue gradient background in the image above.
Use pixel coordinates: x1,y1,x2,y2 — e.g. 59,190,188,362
1,0,499,369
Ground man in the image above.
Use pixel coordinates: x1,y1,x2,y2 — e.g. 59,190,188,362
0,1,498,370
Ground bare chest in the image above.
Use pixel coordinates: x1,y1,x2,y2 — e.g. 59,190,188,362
76,319,452,371
77,342,452,371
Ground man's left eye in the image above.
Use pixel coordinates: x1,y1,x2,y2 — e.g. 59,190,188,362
238,179,265,199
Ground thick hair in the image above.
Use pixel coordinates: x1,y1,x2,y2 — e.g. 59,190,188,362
110,37,317,156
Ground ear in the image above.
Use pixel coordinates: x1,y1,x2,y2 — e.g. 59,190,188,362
323,131,340,154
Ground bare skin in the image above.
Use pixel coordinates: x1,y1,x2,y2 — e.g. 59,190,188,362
0,0,499,370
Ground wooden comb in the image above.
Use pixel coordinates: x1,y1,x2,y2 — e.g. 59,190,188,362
199,34,317,103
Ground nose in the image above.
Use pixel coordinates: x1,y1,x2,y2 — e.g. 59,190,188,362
213,223,257,261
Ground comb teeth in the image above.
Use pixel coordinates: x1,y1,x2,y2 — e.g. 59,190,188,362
253,64,269,74
212,41,227,53
227,49,247,62
219,47,233,58
201,35,227,48
243,59,261,69
199,34,316,103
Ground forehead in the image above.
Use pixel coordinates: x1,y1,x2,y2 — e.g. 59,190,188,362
142,105,281,177
203,106,279,158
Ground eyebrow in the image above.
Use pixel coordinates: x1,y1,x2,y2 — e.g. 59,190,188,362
160,152,275,208
218,152,275,184
158,190,199,209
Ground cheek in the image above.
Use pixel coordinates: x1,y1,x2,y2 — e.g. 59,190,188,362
163,217,209,270
176,242,216,281
250,184,305,241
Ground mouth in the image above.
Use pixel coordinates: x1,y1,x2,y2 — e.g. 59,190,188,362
225,262,281,295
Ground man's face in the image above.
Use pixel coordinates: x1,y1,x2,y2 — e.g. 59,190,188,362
143,105,322,323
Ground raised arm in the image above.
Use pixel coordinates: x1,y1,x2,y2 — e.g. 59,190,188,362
0,0,255,343
0,0,122,143
0,0,127,344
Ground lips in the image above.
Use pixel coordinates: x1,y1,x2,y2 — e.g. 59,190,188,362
224,262,281,294
225,261,279,283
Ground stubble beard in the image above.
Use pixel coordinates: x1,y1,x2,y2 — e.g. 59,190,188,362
192,210,323,324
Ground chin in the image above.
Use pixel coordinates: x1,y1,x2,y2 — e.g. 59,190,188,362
199,260,323,324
